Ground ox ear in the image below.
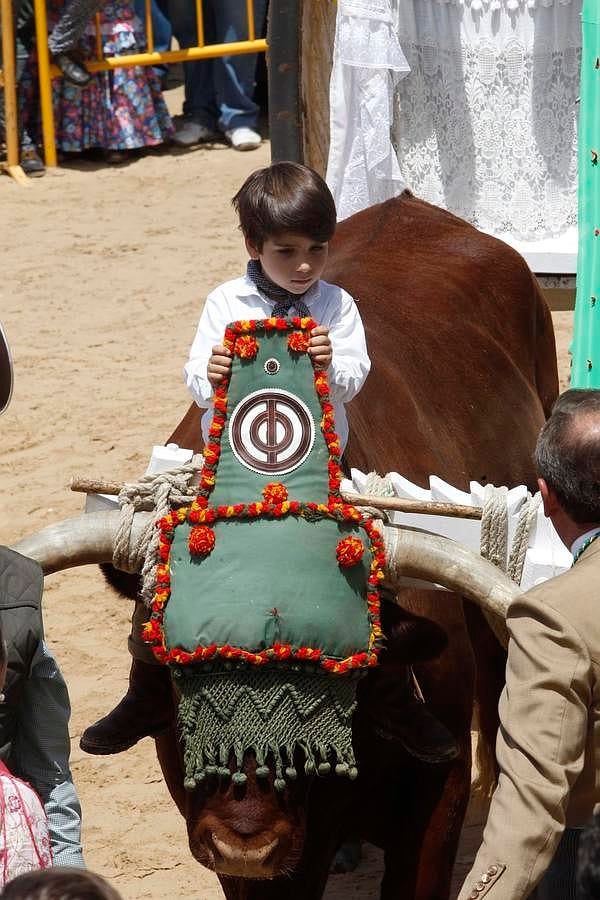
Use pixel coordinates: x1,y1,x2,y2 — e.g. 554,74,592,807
380,597,448,664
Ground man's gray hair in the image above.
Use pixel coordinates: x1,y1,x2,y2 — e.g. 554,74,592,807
534,389,600,524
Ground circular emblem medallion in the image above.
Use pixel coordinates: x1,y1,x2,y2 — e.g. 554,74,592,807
264,357,280,375
228,388,315,475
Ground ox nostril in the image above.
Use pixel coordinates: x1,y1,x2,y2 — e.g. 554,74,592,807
211,832,279,867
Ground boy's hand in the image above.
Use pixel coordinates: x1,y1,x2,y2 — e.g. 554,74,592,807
207,345,232,387
309,325,332,370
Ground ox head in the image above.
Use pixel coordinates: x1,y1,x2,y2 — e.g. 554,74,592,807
14,512,517,879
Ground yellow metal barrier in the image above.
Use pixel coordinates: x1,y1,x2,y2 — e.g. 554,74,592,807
34,0,267,168
0,0,28,183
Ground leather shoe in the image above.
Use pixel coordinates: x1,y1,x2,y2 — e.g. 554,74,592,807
80,659,174,755
53,53,91,87
20,147,45,177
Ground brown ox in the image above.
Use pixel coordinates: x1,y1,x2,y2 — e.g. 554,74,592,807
15,192,558,899
151,191,557,898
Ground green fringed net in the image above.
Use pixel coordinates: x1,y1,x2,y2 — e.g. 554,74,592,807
175,667,361,791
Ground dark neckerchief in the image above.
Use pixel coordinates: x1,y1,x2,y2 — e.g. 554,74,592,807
246,258,311,318
572,531,600,565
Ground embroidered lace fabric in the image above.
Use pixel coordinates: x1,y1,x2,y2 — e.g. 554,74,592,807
326,0,411,221
327,0,580,242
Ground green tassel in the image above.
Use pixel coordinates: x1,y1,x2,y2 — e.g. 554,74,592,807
232,771,247,786
184,776,197,791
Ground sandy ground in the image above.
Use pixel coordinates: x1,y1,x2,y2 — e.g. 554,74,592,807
0,85,573,898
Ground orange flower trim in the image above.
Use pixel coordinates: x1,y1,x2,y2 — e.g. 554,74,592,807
143,318,381,673
188,525,216,557
146,501,384,673
336,536,365,568
288,330,310,353
235,334,259,360
262,482,288,504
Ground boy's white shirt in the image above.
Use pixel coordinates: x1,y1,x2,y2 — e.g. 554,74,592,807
183,274,371,450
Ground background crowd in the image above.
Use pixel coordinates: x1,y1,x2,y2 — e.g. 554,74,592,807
5,0,268,176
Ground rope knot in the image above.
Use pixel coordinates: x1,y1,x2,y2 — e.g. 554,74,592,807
112,454,204,604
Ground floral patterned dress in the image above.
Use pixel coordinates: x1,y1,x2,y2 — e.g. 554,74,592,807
21,0,173,152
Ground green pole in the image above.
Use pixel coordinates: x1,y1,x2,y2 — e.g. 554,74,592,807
572,0,600,387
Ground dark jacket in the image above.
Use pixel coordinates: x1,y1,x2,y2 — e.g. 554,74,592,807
0,546,44,764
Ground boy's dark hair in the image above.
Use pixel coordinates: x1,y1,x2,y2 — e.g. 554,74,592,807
534,389,600,524
0,868,123,900
231,161,337,250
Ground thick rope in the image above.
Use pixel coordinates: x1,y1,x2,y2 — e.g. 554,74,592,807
479,484,509,572
357,472,393,522
112,455,204,606
363,475,539,587
507,492,542,585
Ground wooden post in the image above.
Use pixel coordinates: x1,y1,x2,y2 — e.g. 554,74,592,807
0,0,28,183
33,0,57,167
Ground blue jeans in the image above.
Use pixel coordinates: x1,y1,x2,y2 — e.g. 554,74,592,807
134,0,172,53
168,0,267,132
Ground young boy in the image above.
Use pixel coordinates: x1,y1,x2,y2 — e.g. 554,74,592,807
80,162,371,756
184,161,371,450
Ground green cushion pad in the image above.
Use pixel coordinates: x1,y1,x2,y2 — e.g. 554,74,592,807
165,516,371,658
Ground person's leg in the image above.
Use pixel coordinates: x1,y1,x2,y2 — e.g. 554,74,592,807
168,0,219,144
211,0,267,148
80,600,175,755
134,0,171,82
134,0,171,53
8,0,46,174
531,828,582,900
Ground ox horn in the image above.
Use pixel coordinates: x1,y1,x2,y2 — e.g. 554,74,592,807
13,513,515,646
13,511,153,575
380,522,517,647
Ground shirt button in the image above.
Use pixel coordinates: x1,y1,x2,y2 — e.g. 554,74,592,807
469,892,479,899
487,865,498,876
476,882,485,891
482,874,491,884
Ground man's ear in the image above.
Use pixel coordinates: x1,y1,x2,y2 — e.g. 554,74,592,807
245,236,260,259
538,478,560,518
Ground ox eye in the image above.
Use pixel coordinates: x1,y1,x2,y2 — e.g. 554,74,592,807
264,358,280,375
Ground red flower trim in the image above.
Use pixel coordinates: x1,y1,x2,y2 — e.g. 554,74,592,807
146,502,384,674
336,536,365,568
146,318,380,673
235,334,259,359
288,330,310,353
262,482,288,504
188,525,216,557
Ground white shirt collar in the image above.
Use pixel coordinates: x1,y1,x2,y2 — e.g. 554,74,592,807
570,527,600,558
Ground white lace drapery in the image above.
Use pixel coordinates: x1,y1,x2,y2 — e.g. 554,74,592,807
327,0,580,244
326,0,411,221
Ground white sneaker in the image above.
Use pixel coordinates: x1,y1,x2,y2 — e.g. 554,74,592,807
225,126,261,151
173,119,219,147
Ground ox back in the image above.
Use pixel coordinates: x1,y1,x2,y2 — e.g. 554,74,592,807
114,192,559,899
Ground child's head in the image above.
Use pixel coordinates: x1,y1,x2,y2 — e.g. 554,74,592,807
232,162,337,294
232,161,337,251
0,868,123,900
